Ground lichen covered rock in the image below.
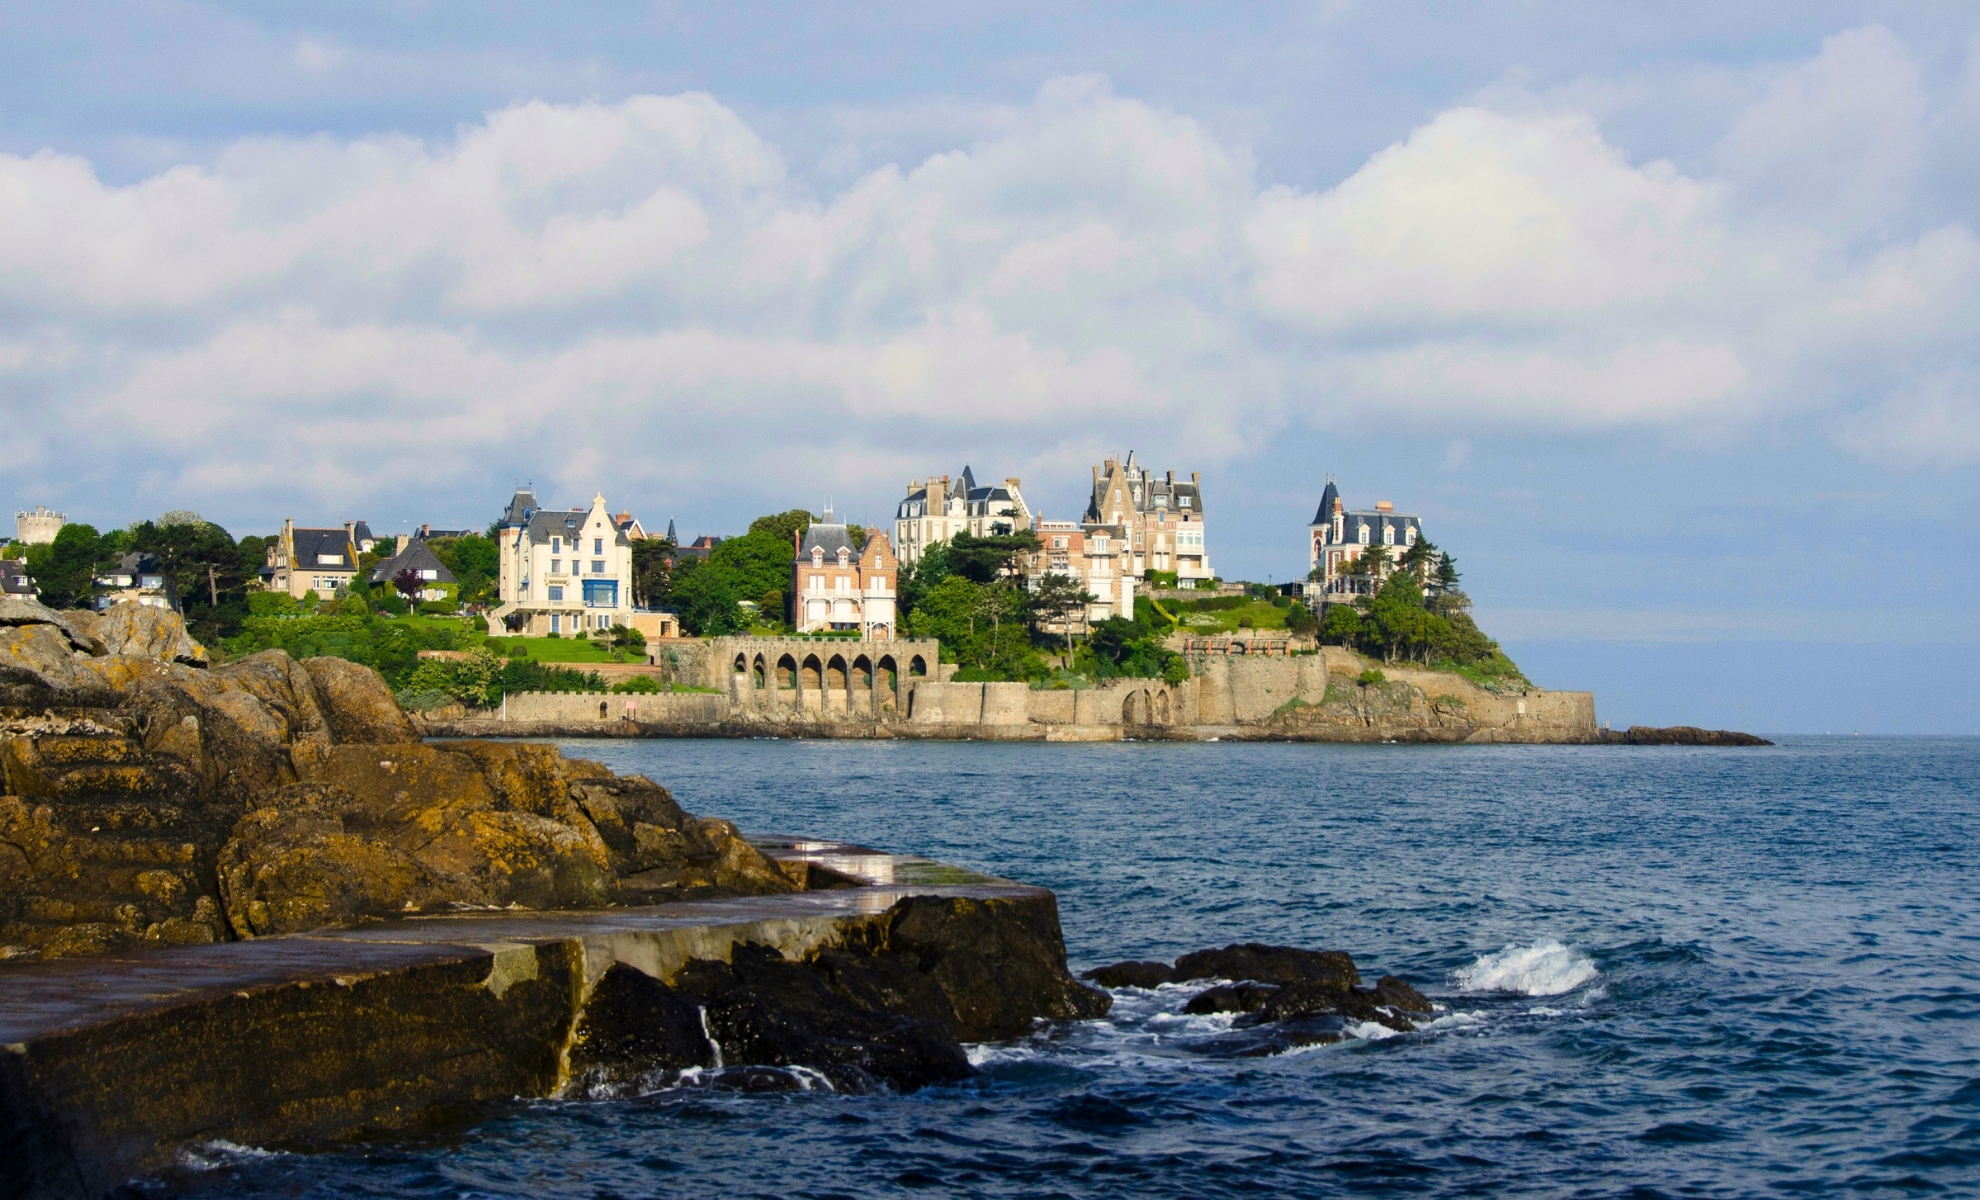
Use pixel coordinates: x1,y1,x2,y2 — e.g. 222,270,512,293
0,599,799,961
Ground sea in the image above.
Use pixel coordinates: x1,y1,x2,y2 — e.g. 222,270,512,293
135,736,1980,1198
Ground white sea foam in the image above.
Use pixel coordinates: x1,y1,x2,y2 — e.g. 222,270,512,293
177,1140,286,1170
1453,940,1598,996
1343,1020,1405,1041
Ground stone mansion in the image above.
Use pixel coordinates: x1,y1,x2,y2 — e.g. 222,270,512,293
1308,480,1424,603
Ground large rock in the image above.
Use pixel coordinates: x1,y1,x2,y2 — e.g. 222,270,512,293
884,895,1112,1039
66,604,207,667
0,606,803,962
303,657,418,744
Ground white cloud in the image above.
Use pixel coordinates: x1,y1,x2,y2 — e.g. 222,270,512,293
1,38,1977,525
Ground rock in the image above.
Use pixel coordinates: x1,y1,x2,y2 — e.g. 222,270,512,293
67,604,208,667
673,942,975,1092
216,785,463,936
567,962,719,1093
885,895,1112,1040
302,657,416,744
1172,943,1361,989
1608,725,1772,746
1081,960,1176,989
0,615,807,963
1374,974,1433,1013
1183,982,1280,1015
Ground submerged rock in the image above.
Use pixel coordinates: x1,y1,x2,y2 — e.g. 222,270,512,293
1603,725,1773,746
1173,943,1360,989
1080,960,1176,989
1090,943,1432,1035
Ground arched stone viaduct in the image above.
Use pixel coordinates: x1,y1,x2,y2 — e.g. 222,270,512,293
707,636,941,718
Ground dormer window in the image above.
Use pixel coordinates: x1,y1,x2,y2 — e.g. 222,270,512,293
812,548,825,567
837,548,850,567
1359,526,1370,545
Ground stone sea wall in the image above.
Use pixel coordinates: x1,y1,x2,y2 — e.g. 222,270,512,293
434,644,1601,744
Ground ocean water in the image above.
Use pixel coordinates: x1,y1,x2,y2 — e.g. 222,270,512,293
138,737,1980,1198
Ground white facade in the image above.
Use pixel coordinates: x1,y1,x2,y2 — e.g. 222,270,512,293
893,467,1032,566
1023,519,1134,628
15,507,65,546
490,490,637,636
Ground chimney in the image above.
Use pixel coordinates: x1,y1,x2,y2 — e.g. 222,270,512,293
396,534,410,554
1192,471,1200,487
1376,501,1394,512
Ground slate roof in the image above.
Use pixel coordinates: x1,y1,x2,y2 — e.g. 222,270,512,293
799,523,854,560
290,528,356,571
1312,481,1340,525
0,558,35,595
1336,510,1422,547
369,541,457,585
502,490,540,527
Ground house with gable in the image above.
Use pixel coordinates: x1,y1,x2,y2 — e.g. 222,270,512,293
793,509,897,637
1082,452,1211,584
489,488,638,637
892,466,1032,566
1308,480,1424,603
369,538,457,603
261,519,378,600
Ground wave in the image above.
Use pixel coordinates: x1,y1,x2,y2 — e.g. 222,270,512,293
1453,940,1599,996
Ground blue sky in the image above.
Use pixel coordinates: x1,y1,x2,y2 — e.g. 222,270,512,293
3,2,1977,732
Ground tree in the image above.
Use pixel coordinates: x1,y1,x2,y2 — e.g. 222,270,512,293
427,535,498,607
34,524,104,608
393,569,424,603
671,559,745,635
1320,604,1364,647
630,536,678,609
747,509,813,547
1024,574,1096,648
898,539,953,621
947,530,1042,583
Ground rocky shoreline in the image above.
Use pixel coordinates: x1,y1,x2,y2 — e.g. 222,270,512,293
0,597,1755,1195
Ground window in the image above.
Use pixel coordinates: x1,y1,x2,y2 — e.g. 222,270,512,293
591,560,605,574
593,538,603,554
551,537,561,552
547,585,564,601
551,559,562,574
419,569,437,581
583,579,618,607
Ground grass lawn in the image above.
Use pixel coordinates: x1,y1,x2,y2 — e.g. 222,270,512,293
1172,599,1291,633
485,635,633,663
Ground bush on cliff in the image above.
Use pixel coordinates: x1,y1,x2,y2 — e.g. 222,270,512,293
395,648,612,708
1317,573,1528,687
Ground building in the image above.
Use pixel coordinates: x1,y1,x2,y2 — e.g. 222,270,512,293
369,539,457,602
92,553,177,611
793,512,898,637
490,489,638,637
1081,453,1211,584
260,519,378,599
1,557,36,597
15,507,64,546
893,467,1032,566
1308,480,1424,604
1021,519,1134,631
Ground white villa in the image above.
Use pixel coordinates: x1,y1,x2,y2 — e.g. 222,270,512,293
490,489,637,637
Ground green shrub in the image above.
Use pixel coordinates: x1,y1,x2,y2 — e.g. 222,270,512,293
609,675,662,694
418,599,460,615
373,594,409,616
337,594,370,616
1359,668,1386,685
247,590,299,617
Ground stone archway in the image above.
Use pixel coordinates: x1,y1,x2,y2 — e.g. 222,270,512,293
826,654,848,690
801,656,824,712
909,655,928,678
752,655,767,689
876,655,899,711
776,654,798,689
1123,689,1151,724
1154,690,1172,724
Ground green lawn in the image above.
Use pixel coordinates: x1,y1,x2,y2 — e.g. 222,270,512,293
1173,599,1291,633
483,635,634,663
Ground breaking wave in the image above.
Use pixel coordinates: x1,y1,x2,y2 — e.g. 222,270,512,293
1453,940,1599,996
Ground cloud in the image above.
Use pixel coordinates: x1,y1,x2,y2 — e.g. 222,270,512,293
1,37,1977,529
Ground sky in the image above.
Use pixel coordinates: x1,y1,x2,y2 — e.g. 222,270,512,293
2,1,1977,733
